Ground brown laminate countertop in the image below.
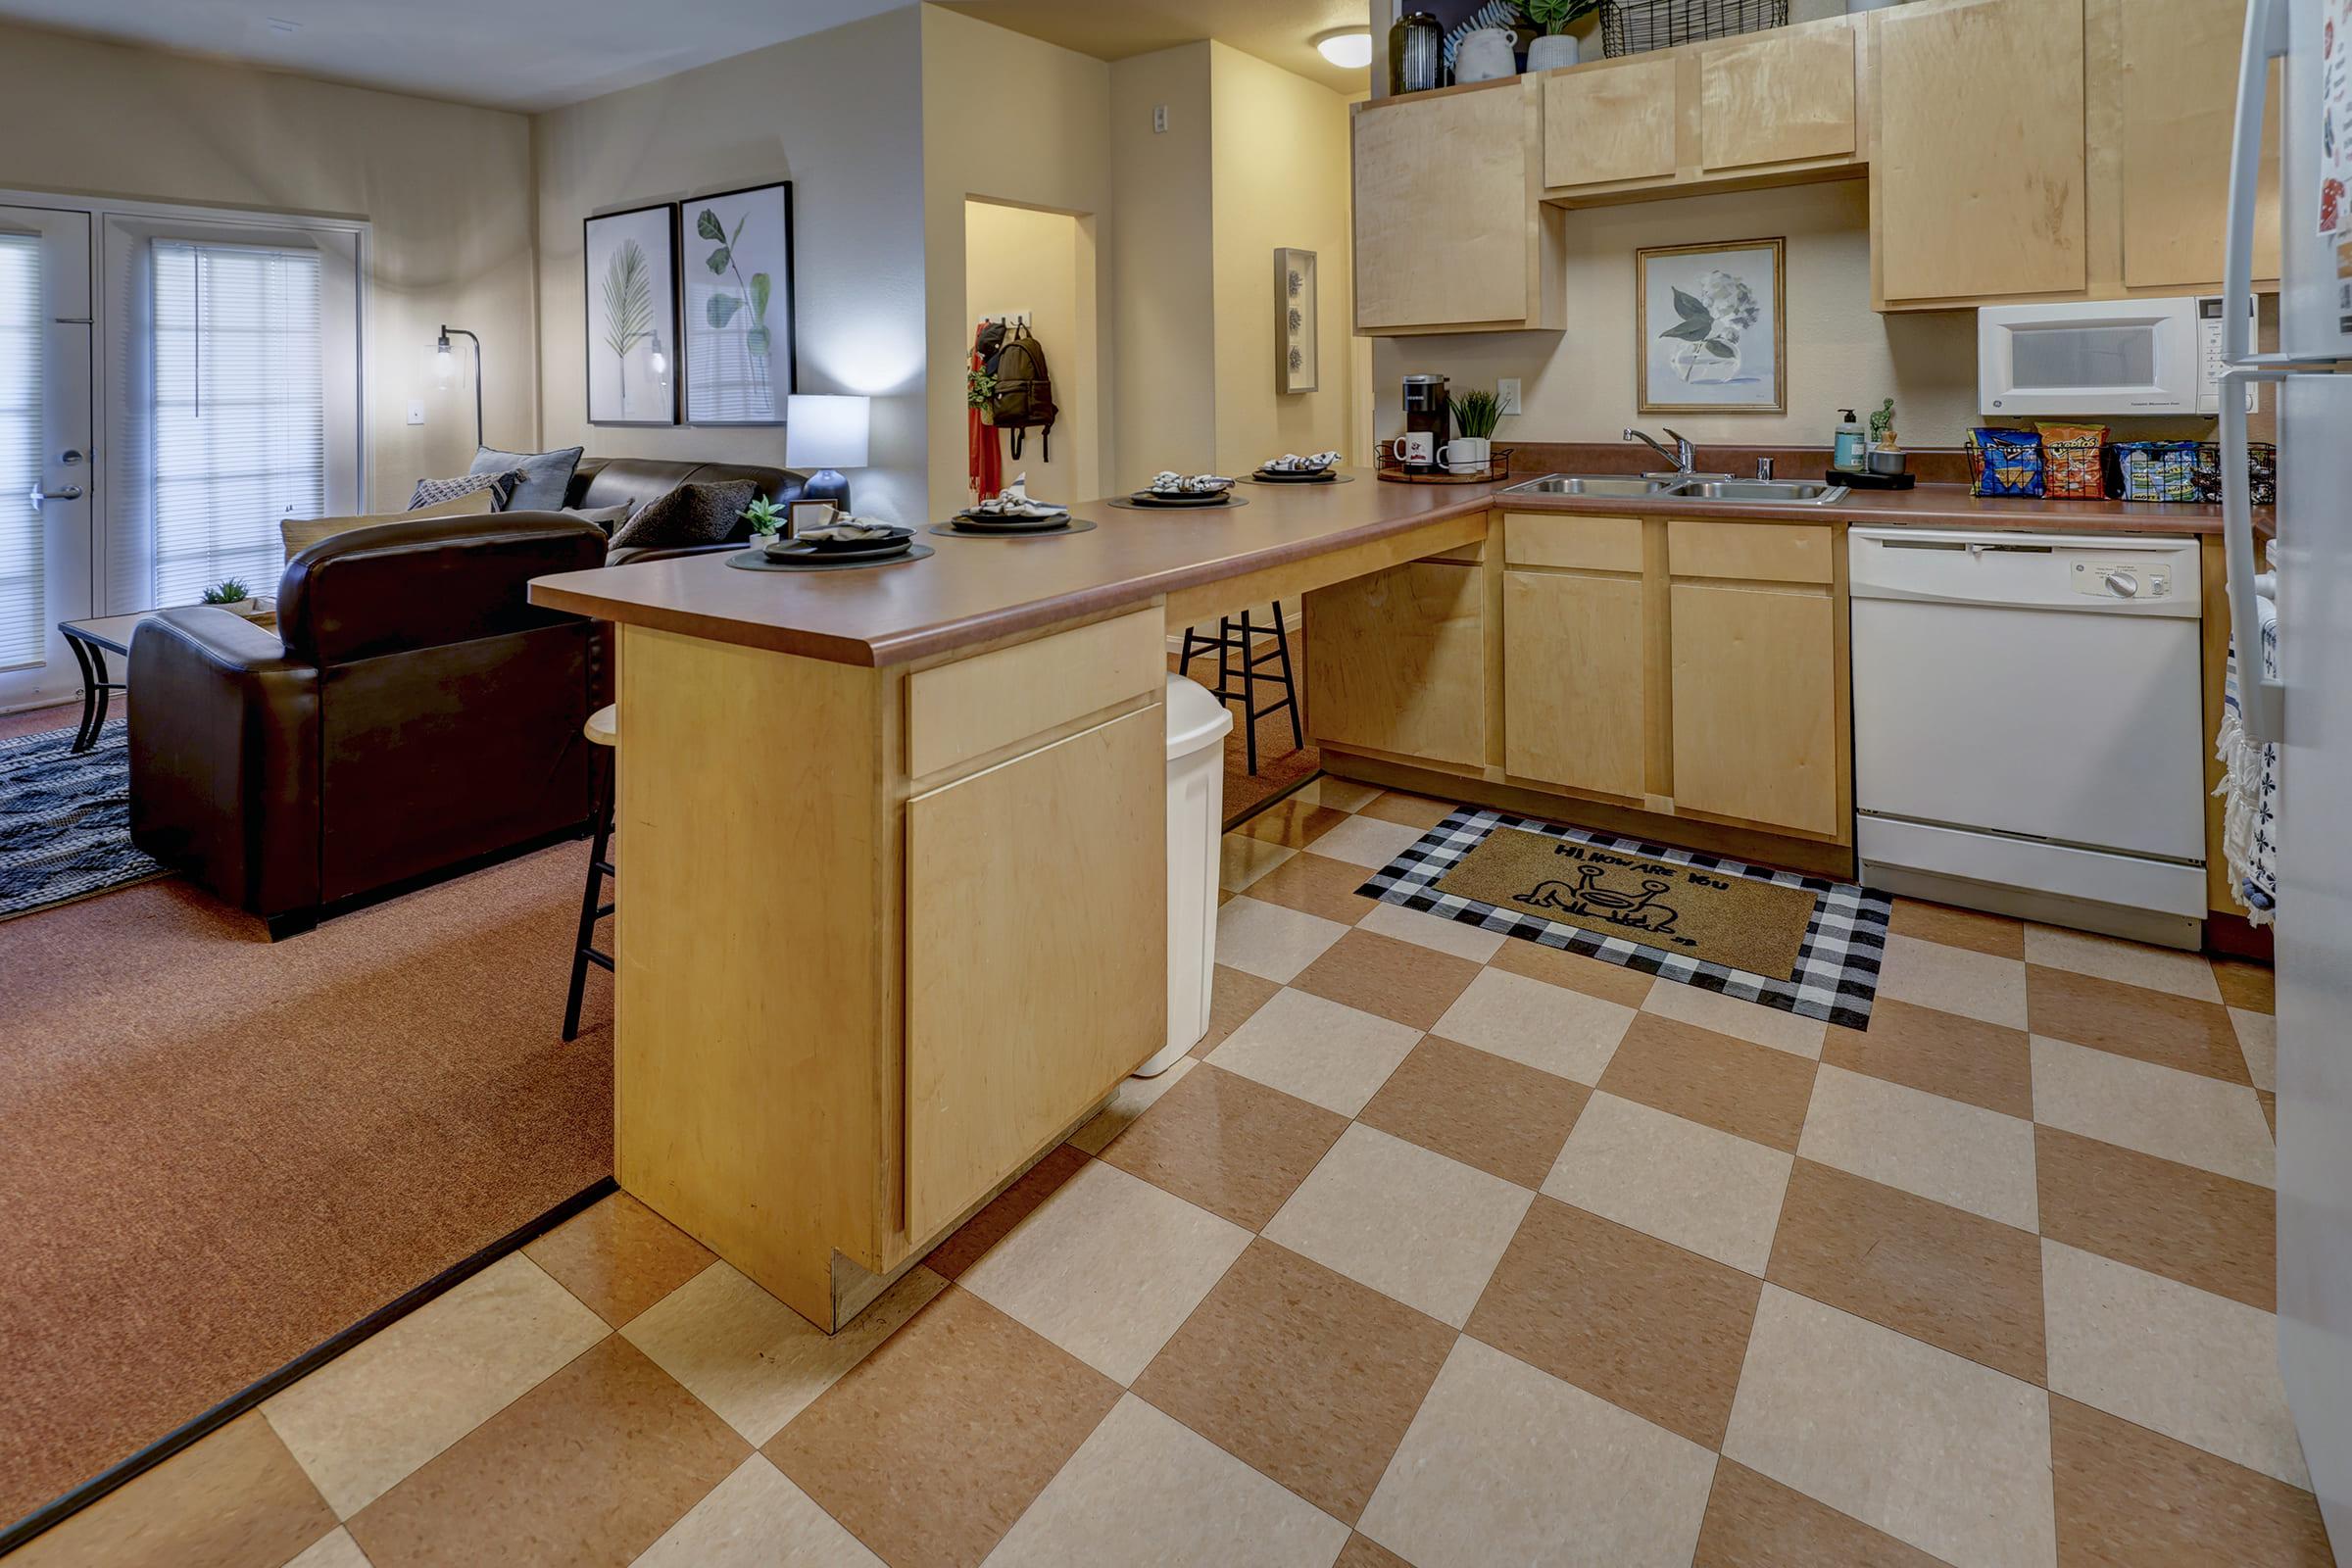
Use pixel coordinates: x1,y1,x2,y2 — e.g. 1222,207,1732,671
527,471,2257,666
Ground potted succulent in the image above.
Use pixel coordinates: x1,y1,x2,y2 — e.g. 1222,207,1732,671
201,577,270,618
741,495,788,540
1524,0,1597,71
1867,398,1906,476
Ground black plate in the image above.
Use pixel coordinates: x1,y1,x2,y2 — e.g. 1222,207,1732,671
1132,489,1231,507
952,511,1073,531
1252,468,1339,483
765,535,913,563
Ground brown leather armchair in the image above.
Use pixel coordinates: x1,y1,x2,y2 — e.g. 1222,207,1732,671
128,513,611,939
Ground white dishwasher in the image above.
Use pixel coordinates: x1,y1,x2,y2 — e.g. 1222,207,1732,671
1848,527,2207,948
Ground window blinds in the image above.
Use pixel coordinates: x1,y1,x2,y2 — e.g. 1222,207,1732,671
0,233,42,672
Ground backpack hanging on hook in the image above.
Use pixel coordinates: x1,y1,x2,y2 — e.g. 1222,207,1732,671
979,322,1057,463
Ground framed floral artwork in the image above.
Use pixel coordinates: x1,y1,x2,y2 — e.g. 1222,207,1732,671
679,181,796,425
1276,248,1317,394
1636,238,1785,414
583,202,679,426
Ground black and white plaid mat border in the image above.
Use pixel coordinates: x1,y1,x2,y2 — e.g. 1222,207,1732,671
1354,808,1890,1030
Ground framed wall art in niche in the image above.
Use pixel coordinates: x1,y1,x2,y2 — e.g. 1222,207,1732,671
681,182,797,425
584,202,679,425
1277,248,1317,394
1637,237,1785,415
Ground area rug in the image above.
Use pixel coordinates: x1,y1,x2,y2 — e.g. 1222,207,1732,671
0,719,170,921
1358,807,1891,1029
0,843,613,1538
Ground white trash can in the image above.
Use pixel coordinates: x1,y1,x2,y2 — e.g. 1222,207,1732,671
1139,674,1234,1077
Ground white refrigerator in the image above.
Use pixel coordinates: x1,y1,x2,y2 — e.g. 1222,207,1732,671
2225,0,2352,1544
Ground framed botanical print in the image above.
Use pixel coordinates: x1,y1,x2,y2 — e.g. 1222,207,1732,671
583,202,679,426
1637,237,1786,415
1277,248,1317,394
679,182,797,425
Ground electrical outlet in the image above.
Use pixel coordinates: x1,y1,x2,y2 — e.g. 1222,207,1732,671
1152,104,1169,133
1495,378,1522,416
406,400,425,425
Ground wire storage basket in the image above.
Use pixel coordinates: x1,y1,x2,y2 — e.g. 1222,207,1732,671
1601,0,1788,55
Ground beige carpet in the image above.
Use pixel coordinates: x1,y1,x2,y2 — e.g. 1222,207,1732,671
0,833,612,1534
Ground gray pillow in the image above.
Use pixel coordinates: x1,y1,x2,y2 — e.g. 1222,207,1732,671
564,501,634,534
471,444,583,513
607,480,759,552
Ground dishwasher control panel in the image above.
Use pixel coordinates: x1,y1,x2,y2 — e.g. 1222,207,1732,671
2070,560,2171,600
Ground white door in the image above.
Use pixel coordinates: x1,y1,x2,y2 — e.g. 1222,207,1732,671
0,204,94,713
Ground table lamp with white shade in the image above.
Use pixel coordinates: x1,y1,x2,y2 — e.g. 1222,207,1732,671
785,394,869,509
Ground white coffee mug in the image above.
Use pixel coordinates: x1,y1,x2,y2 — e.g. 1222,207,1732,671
1440,437,1491,475
1389,432,1436,467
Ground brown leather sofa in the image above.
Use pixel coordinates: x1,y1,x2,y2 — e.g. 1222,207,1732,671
562,457,815,564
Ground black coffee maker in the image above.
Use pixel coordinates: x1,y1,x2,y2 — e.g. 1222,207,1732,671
1396,373,1451,475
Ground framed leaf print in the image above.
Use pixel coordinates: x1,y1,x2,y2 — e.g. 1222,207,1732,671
680,182,797,425
583,202,679,426
1637,237,1785,415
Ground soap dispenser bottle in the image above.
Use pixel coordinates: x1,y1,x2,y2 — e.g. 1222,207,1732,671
1832,409,1866,472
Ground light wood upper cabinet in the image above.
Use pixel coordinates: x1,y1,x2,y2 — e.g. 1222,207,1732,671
1504,569,1645,800
1354,81,1561,333
1698,22,1857,173
1544,56,1678,191
1304,560,1488,767
1873,0,2087,307
2119,0,2280,289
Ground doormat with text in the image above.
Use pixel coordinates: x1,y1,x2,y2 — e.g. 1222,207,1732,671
1356,808,1890,1029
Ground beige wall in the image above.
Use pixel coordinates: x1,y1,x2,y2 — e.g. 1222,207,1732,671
0,23,536,513
1371,180,1981,451
532,8,930,524
964,201,1100,504
1108,44,1218,486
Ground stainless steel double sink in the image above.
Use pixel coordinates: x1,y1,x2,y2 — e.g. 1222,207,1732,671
1500,472,1851,506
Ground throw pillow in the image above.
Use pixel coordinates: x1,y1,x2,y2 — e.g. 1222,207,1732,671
410,469,518,511
281,490,496,564
470,444,583,513
564,501,635,534
606,480,759,552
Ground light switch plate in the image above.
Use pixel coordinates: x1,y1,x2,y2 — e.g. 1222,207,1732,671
1496,378,1522,416
406,400,425,425
1152,104,1169,133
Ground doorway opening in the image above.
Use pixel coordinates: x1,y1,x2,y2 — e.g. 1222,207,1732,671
962,199,1100,508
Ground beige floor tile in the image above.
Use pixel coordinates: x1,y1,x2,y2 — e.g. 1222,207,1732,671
1290,927,1482,1031
1876,934,2029,1029
1264,1123,1533,1327
1215,895,1349,983
288,1528,372,1568
1205,986,1422,1117
1301,813,1427,869
1798,1063,2039,1230
1353,898,1507,963
1244,851,1383,927
1357,1336,1716,1568
1542,1092,1793,1275
925,1145,1091,1280
1431,966,1635,1084
985,1395,1351,1568
9,1411,339,1568
2026,966,2248,1083
2049,1395,2333,1567
1642,980,1827,1058
2232,1005,2278,1092
1238,798,1352,851
262,1252,609,1519
2023,924,2224,1003
1693,1460,1945,1568
1069,1055,1199,1154
1099,1061,1348,1230
2041,1240,2307,1488
632,1454,884,1568
1307,776,1383,813
1220,835,1297,894
2034,1125,2275,1312
1597,1013,1818,1153
623,1260,945,1445
961,1159,1250,1383
1357,1034,1590,1189
2030,1036,2275,1187
523,1192,717,1330
1194,965,1286,1058
1723,1286,2056,1568
1819,999,2034,1120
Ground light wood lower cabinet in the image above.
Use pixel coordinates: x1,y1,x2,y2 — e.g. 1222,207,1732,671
1668,581,1840,838
1503,569,1645,799
1304,561,1487,767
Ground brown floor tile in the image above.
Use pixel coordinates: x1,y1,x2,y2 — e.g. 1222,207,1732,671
1596,1013,1817,1153
523,1192,717,1328
1237,797,1349,851
2211,956,2276,1014
1240,852,1383,928
1335,1534,1414,1568
765,1287,1121,1568
1132,1239,1453,1525
1820,998,2034,1119
1357,1035,1590,1189
1190,965,1285,1059
2035,1125,2276,1312
1694,1458,1944,1568
1098,1061,1348,1230
1764,1159,2044,1385
1355,790,1456,830
2260,1088,2278,1136
924,1145,1091,1281
1465,1196,1761,1448
9,1412,336,1568
2050,1396,2333,1566
348,1336,746,1568
1888,897,2025,959
2027,965,2249,1084
1289,927,1481,1031
1485,938,1656,1008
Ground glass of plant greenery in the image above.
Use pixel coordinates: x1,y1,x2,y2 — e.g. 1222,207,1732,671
1446,387,1505,475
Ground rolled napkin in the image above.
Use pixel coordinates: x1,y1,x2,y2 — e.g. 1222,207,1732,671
1259,452,1341,474
1148,471,1236,495
968,474,1068,518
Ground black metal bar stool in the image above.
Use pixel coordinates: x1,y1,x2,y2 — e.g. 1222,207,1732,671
1178,602,1302,774
563,703,617,1042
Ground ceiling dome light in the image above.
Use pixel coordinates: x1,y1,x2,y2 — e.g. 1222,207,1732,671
1316,29,1373,69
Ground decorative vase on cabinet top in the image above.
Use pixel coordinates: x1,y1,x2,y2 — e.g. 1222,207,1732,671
1527,33,1580,72
1453,27,1518,84
1390,11,1444,93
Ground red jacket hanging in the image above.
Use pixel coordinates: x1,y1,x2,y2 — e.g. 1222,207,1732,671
968,324,1004,504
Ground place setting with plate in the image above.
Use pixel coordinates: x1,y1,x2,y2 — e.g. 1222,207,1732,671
728,501,933,571
931,475,1096,539
1105,471,1248,511
1243,451,1350,485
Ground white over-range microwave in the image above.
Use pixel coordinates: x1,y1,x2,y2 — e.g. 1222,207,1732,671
1978,295,2253,416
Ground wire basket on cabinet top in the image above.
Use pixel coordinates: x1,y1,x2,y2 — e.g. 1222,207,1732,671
1601,0,1788,55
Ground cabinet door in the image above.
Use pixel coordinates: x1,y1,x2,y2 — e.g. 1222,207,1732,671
1305,561,1486,766
1669,582,1839,838
2120,0,2280,289
1355,85,1532,329
1543,56,1678,190
1504,568,1645,799
1875,0,2085,304
904,708,1164,1243
1698,21,1857,173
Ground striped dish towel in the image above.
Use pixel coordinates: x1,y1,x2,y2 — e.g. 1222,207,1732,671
2214,588,2279,926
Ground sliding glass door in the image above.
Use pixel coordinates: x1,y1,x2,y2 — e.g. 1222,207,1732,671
0,204,94,713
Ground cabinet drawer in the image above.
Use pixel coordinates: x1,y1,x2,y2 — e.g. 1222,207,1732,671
1503,513,1643,572
906,607,1163,778
1668,520,1832,584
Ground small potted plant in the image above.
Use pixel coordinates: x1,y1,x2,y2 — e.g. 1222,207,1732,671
1447,387,1505,476
201,577,270,618
1867,398,1906,476
741,495,788,541
1524,0,1596,71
